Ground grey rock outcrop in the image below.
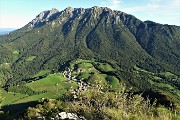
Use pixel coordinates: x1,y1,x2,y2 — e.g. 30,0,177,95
29,8,60,27
58,112,78,120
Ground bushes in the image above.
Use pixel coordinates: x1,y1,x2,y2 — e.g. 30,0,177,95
24,84,180,120
64,86,179,120
0,88,5,120
24,99,64,119
65,87,148,119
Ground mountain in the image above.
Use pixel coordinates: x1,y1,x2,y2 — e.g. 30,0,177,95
0,7,179,85
0,28,16,35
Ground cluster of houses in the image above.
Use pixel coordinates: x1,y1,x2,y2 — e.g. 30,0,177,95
62,67,89,99
62,68,77,81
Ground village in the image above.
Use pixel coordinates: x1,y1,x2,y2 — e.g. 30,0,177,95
62,67,89,99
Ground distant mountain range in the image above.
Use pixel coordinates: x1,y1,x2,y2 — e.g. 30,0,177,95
0,28,16,35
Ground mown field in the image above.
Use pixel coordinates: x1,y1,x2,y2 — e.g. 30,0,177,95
2,73,77,106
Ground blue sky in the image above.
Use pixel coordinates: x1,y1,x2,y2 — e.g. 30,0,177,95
0,0,180,28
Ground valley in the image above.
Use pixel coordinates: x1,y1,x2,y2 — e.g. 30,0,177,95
1,59,180,118
1,59,120,107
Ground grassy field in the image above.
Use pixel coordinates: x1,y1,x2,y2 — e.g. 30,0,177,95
77,62,93,69
26,73,78,94
13,92,64,104
69,59,92,69
71,60,119,88
33,70,51,77
77,72,91,80
160,72,176,77
26,56,36,61
106,75,120,90
2,73,78,106
95,62,115,72
1,88,28,106
134,65,153,74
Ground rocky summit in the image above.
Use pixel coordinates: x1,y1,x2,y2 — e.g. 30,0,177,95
29,8,60,27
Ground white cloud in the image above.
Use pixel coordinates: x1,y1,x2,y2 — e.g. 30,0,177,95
172,0,180,5
100,0,180,25
122,0,180,14
105,0,121,10
119,0,180,25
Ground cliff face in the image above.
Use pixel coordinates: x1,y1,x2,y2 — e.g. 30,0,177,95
29,8,60,27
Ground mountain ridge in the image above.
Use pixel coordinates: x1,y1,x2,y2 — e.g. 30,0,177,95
0,6,179,85
0,28,16,35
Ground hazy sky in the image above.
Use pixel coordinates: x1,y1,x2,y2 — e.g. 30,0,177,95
0,0,180,28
